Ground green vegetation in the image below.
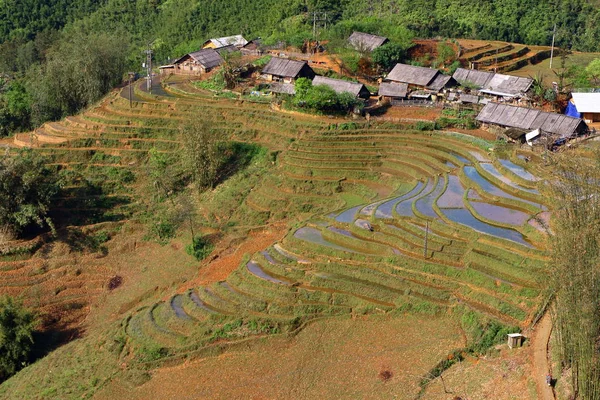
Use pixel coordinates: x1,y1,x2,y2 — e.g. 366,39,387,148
549,151,600,398
292,78,361,114
0,149,60,238
0,296,37,382
185,235,213,261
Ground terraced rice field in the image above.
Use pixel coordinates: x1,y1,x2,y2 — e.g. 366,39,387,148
12,75,550,363
458,40,554,73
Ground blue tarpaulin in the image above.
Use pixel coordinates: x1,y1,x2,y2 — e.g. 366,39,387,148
565,101,582,118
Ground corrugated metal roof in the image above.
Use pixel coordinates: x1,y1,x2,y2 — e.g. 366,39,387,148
453,68,532,96
386,63,439,87
572,92,600,113
312,76,368,98
379,82,408,98
476,103,585,137
262,57,310,78
348,32,388,51
208,35,248,48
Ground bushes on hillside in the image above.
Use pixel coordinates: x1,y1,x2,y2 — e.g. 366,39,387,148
0,296,37,382
292,78,362,114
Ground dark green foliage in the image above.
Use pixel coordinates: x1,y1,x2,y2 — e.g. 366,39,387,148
0,149,60,237
372,43,406,70
0,296,37,382
185,235,213,261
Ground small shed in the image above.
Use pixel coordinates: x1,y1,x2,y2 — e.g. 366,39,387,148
170,49,224,75
453,68,533,99
261,57,315,83
507,333,525,348
202,35,248,49
386,63,454,93
379,82,408,101
571,92,600,123
312,76,371,99
348,32,388,52
241,38,264,56
270,82,296,95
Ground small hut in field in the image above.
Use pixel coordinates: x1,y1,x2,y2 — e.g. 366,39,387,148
348,32,388,52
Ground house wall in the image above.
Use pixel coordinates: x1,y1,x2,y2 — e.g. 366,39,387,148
583,112,600,123
202,42,217,49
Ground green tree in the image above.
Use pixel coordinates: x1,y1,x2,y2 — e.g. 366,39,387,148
0,296,37,382
0,149,60,239
585,58,600,86
372,43,406,71
180,119,226,191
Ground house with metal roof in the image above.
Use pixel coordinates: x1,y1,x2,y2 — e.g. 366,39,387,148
348,32,389,52
385,63,456,93
261,57,315,83
571,92,600,123
453,68,533,99
167,49,224,75
312,76,370,99
202,35,248,49
476,103,587,143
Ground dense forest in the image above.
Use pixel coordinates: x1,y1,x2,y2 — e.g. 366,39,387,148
1,0,600,135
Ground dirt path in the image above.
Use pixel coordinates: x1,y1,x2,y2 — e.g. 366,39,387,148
531,311,554,400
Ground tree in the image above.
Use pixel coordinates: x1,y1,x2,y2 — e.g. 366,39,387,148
0,296,37,382
0,149,60,239
549,151,600,398
372,43,406,71
585,58,600,86
180,119,226,191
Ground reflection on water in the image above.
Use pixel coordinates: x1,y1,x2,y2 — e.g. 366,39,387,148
437,175,465,208
499,159,538,181
469,201,530,226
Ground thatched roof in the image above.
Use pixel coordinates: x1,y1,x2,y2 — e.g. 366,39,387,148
348,32,388,52
204,35,248,48
262,57,312,78
172,49,224,69
386,63,439,87
312,76,370,98
453,68,533,97
270,82,296,95
379,82,408,98
476,103,586,138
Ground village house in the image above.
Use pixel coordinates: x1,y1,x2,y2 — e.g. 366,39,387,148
312,76,371,99
202,35,248,49
261,57,315,83
385,63,456,98
378,82,408,102
161,49,224,75
241,38,264,56
476,102,588,145
348,32,389,52
453,68,533,101
570,92,600,125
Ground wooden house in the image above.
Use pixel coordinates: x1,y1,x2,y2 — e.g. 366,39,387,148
378,82,408,101
453,68,533,100
202,35,248,49
385,63,456,93
241,39,264,56
168,49,224,75
476,102,588,144
261,57,315,83
348,32,388,52
312,76,371,99
507,333,524,349
571,92,600,123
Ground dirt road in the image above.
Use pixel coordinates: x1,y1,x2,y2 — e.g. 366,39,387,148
531,312,555,400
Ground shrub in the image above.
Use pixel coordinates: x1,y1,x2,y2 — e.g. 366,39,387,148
0,296,37,382
186,235,213,261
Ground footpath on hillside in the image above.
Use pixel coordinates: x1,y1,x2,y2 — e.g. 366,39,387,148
531,312,554,400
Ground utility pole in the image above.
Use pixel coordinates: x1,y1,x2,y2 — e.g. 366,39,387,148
312,11,328,41
144,45,153,93
549,23,557,69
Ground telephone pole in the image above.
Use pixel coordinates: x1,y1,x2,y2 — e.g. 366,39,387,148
144,46,153,92
312,11,328,40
